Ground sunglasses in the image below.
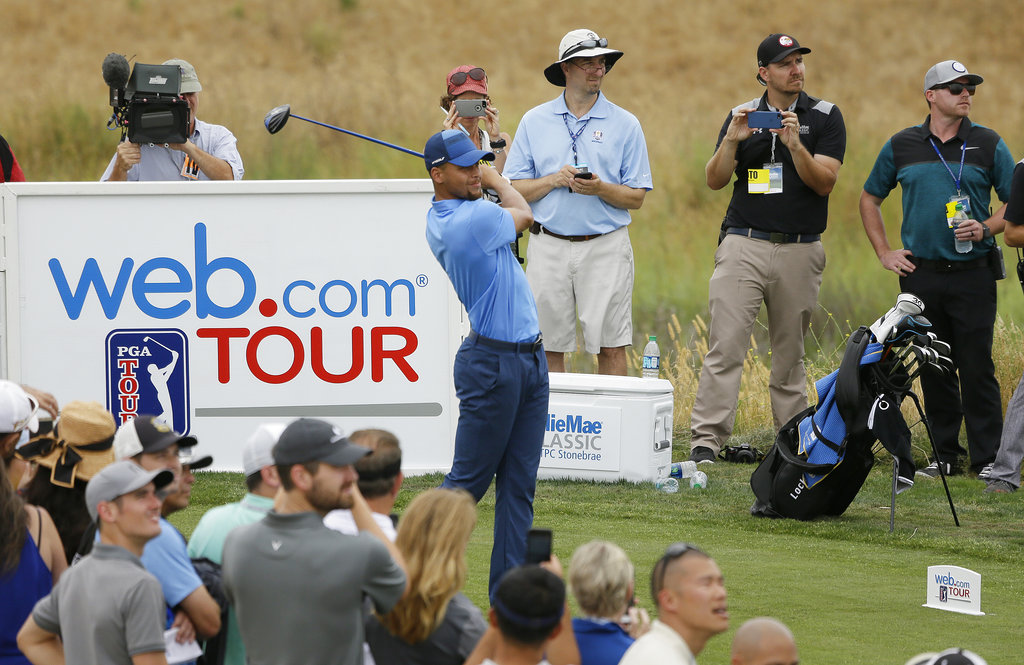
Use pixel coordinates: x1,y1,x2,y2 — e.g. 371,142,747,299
932,82,976,96
651,542,705,596
561,37,608,60
448,67,486,91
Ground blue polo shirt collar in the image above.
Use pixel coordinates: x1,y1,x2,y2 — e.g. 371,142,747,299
551,92,611,121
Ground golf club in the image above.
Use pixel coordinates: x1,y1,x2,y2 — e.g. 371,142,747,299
925,333,952,357
264,104,424,158
142,335,176,354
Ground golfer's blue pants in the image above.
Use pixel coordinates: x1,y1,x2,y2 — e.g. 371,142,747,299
441,333,549,599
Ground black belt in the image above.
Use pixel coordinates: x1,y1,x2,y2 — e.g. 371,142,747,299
530,222,603,242
468,330,543,353
726,227,821,244
908,255,988,273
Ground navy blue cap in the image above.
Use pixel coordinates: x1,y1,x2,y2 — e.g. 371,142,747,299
423,130,494,172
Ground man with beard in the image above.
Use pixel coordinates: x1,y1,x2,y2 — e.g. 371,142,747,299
221,418,406,665
689,33,845,465
424,129,547,598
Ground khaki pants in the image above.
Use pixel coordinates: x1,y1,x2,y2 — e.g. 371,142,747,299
690,234,825,454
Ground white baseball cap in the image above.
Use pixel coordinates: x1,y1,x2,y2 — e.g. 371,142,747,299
0,381,40,435
243,423,286,476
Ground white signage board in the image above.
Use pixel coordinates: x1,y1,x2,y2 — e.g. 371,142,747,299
923,565,985,616
1,180,463,473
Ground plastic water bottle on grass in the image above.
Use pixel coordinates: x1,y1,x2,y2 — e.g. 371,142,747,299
670,461,697,480
642,335,661,378
656,476,680,493
690,470,708,489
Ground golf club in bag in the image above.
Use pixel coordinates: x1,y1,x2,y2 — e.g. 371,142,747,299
750,293,959,529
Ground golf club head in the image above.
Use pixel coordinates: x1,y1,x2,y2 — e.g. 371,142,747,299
885,314,933,346
933,353,955,375
928,337,952,357
265,104,292,135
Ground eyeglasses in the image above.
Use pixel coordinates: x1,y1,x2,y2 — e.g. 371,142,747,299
561,37,608,60
651,542,705,597
932,82,976,96
572,59,607,73
448,67,486,91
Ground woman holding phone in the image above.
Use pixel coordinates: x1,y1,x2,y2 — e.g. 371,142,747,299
440,65,512,174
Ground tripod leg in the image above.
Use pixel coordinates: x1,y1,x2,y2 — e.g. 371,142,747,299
906,391,960,527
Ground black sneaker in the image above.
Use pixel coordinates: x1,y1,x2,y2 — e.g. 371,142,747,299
915,460,955,478
689,446,716,464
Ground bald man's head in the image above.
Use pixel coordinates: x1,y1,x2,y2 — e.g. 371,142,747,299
730,617,798,665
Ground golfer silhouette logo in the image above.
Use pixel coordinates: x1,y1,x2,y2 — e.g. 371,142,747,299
144,335,179,426
105,329,191,434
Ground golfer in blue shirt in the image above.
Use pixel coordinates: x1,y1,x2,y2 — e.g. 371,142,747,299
424,129,548,598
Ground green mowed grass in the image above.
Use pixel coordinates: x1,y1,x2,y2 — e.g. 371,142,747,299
175,462,1023,665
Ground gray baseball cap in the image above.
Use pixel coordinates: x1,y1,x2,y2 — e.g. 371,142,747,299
163,58,202,93
273,418,370,467
924,60,983,92
85,460,174,522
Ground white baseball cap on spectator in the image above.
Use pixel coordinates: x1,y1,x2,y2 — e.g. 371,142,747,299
243,423,286,476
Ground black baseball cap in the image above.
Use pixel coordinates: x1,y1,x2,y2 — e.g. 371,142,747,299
756,34,811,85
273,418,370,467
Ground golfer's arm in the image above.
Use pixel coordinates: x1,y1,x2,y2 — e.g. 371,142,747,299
17,618,64,665
492,179,534,233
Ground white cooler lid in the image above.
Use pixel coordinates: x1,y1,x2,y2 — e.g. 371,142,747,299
548,372,673,396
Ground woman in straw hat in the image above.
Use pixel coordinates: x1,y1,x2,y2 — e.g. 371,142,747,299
19,401,117,565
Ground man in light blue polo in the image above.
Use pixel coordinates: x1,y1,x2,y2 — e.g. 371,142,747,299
101,58,243,181
425,129,548,597
504,28,652,376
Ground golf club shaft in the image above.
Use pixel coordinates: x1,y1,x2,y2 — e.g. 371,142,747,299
290,114,423,158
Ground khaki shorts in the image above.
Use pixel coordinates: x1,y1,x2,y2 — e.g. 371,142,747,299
525,225,633,354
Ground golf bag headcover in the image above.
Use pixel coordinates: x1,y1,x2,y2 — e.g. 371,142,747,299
751,327,881,520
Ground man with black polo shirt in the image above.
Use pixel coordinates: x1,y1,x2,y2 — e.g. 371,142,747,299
860,60,1014,478
689,34,846,464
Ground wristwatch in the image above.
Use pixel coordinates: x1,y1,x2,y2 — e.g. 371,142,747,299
489,138,507,149
982,224,993,239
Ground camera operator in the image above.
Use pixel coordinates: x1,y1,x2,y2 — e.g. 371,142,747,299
101,59,243,182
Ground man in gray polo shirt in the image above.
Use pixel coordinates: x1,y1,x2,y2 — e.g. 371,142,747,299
222,418,407,665
101,58,243,181
17,460,174,665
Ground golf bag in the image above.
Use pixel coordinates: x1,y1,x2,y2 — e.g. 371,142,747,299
750,327,881,520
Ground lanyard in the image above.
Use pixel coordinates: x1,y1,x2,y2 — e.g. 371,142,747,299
928,137,967,195
563,114,591,166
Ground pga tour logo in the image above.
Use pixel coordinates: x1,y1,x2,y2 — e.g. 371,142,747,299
106,329,190,434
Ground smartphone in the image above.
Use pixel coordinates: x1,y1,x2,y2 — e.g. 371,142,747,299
574,165,593,180
747,110,784,129
454,98,488,117
525,528,552,564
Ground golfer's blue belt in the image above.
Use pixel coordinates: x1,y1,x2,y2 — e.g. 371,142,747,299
468,330,543,353
727,227,821,244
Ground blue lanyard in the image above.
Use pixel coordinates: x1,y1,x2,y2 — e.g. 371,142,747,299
563,114,591,166
928,137,967,195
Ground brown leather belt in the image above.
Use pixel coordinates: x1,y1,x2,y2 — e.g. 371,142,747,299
530,222,603,242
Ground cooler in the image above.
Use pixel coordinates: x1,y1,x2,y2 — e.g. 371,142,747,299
537,373,674,483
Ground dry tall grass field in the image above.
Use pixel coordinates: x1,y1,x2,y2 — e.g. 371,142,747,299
5,0,1024,428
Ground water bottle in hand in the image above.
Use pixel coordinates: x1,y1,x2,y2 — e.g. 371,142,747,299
952,203,973,254
642,335,661,379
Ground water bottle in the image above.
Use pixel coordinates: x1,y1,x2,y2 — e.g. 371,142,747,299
690,470,708,489
670,461,697,480
951,203,973,254
656,476,680,493
642,335,661,379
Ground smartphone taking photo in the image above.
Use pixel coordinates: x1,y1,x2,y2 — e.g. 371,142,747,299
453,98,488,117
747,110,784,129
525,528,552,564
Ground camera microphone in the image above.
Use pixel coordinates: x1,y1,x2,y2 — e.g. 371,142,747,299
102,53,131,90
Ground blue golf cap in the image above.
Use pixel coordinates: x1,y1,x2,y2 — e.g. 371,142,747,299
423,129,494,172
